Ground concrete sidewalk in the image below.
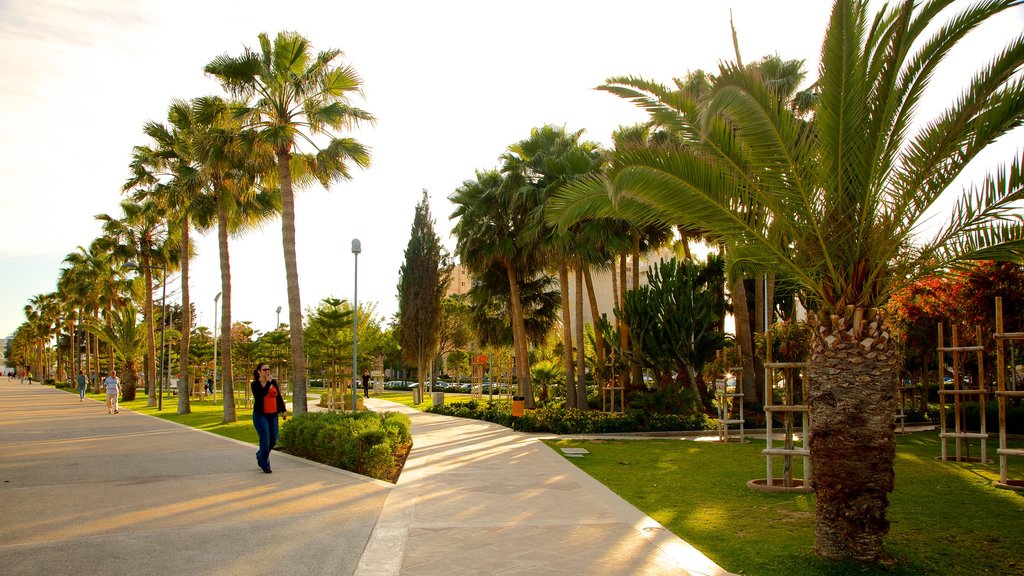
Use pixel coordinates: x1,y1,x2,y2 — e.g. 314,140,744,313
0,378,732,575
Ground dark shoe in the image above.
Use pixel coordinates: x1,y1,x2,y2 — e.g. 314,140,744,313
261,466,272,474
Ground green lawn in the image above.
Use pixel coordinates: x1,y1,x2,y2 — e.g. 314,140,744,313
546,433,1024,576
83,389,259,444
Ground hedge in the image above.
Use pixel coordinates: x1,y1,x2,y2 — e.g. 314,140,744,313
427,400,714,434
278,410,411,482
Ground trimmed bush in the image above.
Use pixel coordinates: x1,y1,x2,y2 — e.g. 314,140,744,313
279,410,411,482
427,400,714,434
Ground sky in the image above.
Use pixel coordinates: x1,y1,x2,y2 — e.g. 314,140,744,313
1,0,1022,340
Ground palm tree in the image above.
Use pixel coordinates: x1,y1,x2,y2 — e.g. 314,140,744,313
95,198,174,407
23,293,55,380
506,125,606,408
125,99,210,415
191,95,280,423
451,169,542,406
205,31,374,415
549,0,1024,561
83,306,147,401
63,245,130,390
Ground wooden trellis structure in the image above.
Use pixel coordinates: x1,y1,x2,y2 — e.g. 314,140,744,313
372,356,385,395
491,350,515,400
601,351,625,413
895,373,910,435
471,353,487,399
937,323,988,462
749,335,810,492
716,362,745,443
994,297,1024,490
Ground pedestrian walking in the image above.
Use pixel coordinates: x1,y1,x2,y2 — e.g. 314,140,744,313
104,370,121,414
251,362,287,473
76,369,87,402
362,370,370,398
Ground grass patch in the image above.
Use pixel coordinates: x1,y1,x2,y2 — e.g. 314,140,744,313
546,432,1024,576
377,389,483,409
82,390,259,443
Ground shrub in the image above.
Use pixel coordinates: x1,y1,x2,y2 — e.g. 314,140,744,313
944,401,1024,435
427,401,714,434
279,410,411,482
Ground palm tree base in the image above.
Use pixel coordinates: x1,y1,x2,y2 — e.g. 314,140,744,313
808,310,897,563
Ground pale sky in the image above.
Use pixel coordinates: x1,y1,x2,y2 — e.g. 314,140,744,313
1,0,1021,340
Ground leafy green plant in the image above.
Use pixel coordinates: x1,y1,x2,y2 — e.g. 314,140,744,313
279,410,411,482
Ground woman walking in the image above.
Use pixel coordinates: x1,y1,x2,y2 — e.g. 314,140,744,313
251,362,287,473
76,369,87,401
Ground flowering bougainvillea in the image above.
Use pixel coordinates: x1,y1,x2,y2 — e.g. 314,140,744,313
887,261,1024,381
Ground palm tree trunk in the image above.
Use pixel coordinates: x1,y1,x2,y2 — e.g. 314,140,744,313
618,254,631,390
755,273,765,396
559,263,576,408
630,234,644,390
177,217,191,415
92,323,101,393
575,268,587,407
124,363,139,402
505,263,534,408
69,319,76,381
218,206,236,423
808,309,897,562
143,255,157,407
278,151,308,415
583,267,605,367
732,274,758,403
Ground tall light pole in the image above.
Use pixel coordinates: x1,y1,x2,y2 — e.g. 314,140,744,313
127,261,167,411
213,292,221,403
351,238,361,411
276,306,282,329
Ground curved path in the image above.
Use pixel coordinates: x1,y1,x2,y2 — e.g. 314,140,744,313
0,378,732,576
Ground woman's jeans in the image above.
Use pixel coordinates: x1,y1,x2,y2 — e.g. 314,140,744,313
252,412,279,469
78,385,86,400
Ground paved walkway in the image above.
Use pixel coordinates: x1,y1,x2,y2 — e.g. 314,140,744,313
0,378,733,576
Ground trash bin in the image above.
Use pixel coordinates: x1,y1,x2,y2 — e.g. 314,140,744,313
512,395,525,417
412,387,422,405
432,391,445,407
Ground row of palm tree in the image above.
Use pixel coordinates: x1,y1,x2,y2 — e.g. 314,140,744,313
10,32,372,422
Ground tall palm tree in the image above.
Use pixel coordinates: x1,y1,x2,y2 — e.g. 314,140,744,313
205,31,374,415
507,125,606,408
191,95,280,423
95,198,174,406
23,293,54,380
550,0,1024,562
125,99,208,415
451,169,542,406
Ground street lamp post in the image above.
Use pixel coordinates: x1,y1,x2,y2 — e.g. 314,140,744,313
213,292,221,403
127,261,167,411
351,238,361,411
276,306,282,329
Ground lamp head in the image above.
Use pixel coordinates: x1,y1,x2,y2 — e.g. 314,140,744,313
351,238,361,254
